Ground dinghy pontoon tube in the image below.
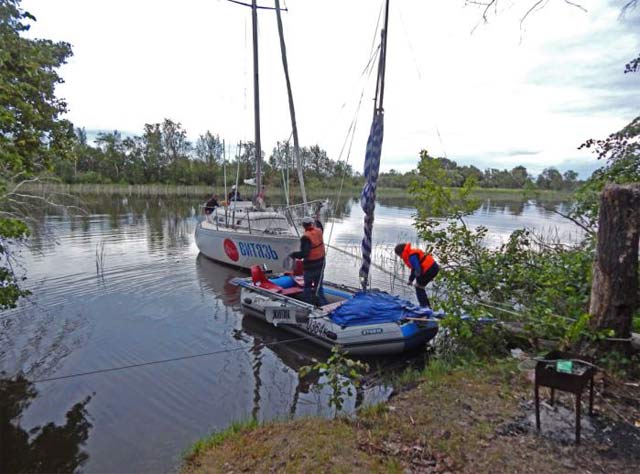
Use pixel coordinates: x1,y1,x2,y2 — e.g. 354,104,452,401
235,266,442,356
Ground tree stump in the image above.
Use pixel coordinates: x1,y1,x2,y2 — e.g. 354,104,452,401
587,184,640,354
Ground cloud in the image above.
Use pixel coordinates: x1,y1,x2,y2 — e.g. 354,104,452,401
20,0,639,182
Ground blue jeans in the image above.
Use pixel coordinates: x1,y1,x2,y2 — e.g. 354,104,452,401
303,267,328,306
415,262,439,307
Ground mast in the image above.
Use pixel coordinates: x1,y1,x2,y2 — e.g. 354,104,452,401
375,0,390,114
251,0,262,194
274,0,307,208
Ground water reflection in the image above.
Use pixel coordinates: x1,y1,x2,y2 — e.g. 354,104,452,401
0,192,581,473
195,255,328,418
0,375,93,474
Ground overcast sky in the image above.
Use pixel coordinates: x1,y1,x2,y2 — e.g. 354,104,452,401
21,0,639,178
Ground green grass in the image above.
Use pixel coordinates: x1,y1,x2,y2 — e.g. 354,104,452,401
356,402,388,418
183,419,260,461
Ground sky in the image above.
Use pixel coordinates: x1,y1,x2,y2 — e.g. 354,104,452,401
20,0,640,178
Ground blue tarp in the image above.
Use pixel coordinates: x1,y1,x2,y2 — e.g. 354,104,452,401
330,290,435,327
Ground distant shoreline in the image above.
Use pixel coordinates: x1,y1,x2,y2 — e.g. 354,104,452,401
18,182,574,201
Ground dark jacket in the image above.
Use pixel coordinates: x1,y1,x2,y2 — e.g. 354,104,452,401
228,190,242,201
204,197,219,214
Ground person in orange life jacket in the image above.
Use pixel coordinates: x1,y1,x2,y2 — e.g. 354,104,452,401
394,242,439,308
289,216,328,306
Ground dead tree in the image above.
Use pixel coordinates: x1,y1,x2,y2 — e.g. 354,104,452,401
587,183,640,354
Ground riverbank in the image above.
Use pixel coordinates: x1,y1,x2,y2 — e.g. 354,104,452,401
19,182,573,202
182,358,639,473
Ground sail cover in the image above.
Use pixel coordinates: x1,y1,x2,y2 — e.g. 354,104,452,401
330,290,433,326
359,112,384,288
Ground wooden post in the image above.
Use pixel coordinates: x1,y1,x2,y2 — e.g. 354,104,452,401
588,183,640,354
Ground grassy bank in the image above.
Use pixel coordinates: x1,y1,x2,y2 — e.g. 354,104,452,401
19,182,573,202
182,358,638,473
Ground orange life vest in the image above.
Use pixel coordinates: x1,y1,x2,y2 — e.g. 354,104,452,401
305,226,325,261
400,243,435,273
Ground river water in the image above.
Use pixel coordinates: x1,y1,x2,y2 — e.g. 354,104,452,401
0,195,580,473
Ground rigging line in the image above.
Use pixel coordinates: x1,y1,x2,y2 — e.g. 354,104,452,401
29,335,312,384
396,3,422,80
436,126,448,160
326,243,397,279
324,30,381,257
396,2,448,161
370,1,386,58
315,5,383,147
313,44,380,149
225,0,288,11
324,72,369,254
26,322,397,385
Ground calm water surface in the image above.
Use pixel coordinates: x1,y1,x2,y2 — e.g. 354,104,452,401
0,195,580,473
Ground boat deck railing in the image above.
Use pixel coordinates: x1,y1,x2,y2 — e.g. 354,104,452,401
201,198,329,236
280,199,328,229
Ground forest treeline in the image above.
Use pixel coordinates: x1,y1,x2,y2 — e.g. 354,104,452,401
54,120,581,191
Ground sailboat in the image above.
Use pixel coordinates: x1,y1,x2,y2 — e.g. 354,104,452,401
195,0,324,273
233,0,446,356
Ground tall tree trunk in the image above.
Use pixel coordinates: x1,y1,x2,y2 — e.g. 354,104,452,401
587,183,640,354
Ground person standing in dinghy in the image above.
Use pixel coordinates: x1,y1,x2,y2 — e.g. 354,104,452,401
289,216,328,307
394,243,439,308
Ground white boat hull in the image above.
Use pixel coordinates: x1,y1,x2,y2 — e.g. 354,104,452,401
195,221,300,272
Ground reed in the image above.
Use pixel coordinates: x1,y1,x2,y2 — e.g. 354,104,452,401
95,240,106,277
16,182,573,202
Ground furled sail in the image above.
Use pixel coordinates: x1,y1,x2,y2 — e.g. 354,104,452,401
359,113,384,288
359,0,390,289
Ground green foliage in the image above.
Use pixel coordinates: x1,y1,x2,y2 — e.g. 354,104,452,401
0,218,31,309
574,56,639,229
299,346,369,418
383,150,575,191
410,156,598,354
410,150,480,219
0,0,74,174
597,350,640,379
1,0,72,309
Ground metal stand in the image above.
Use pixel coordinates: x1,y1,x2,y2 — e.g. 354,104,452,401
534,351,596,444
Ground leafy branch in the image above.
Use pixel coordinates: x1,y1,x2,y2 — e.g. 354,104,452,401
299,346,369,418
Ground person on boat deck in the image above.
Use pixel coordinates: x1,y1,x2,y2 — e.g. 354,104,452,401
394,242,439,308
204,194,219,215
289,216,328,306
254,185,266,209
228,185,242,201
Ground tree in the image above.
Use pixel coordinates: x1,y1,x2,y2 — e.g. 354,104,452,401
234,141,259,179
302,144,333,178
562,170,579,190
161,119,190,164
195,131,223,168
586,184,639,355
140,123,163,182
0,375,93,473
95,131,126,182
0,0,74,308
510,165,530,188
536,167,563,190
574,50,640,349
